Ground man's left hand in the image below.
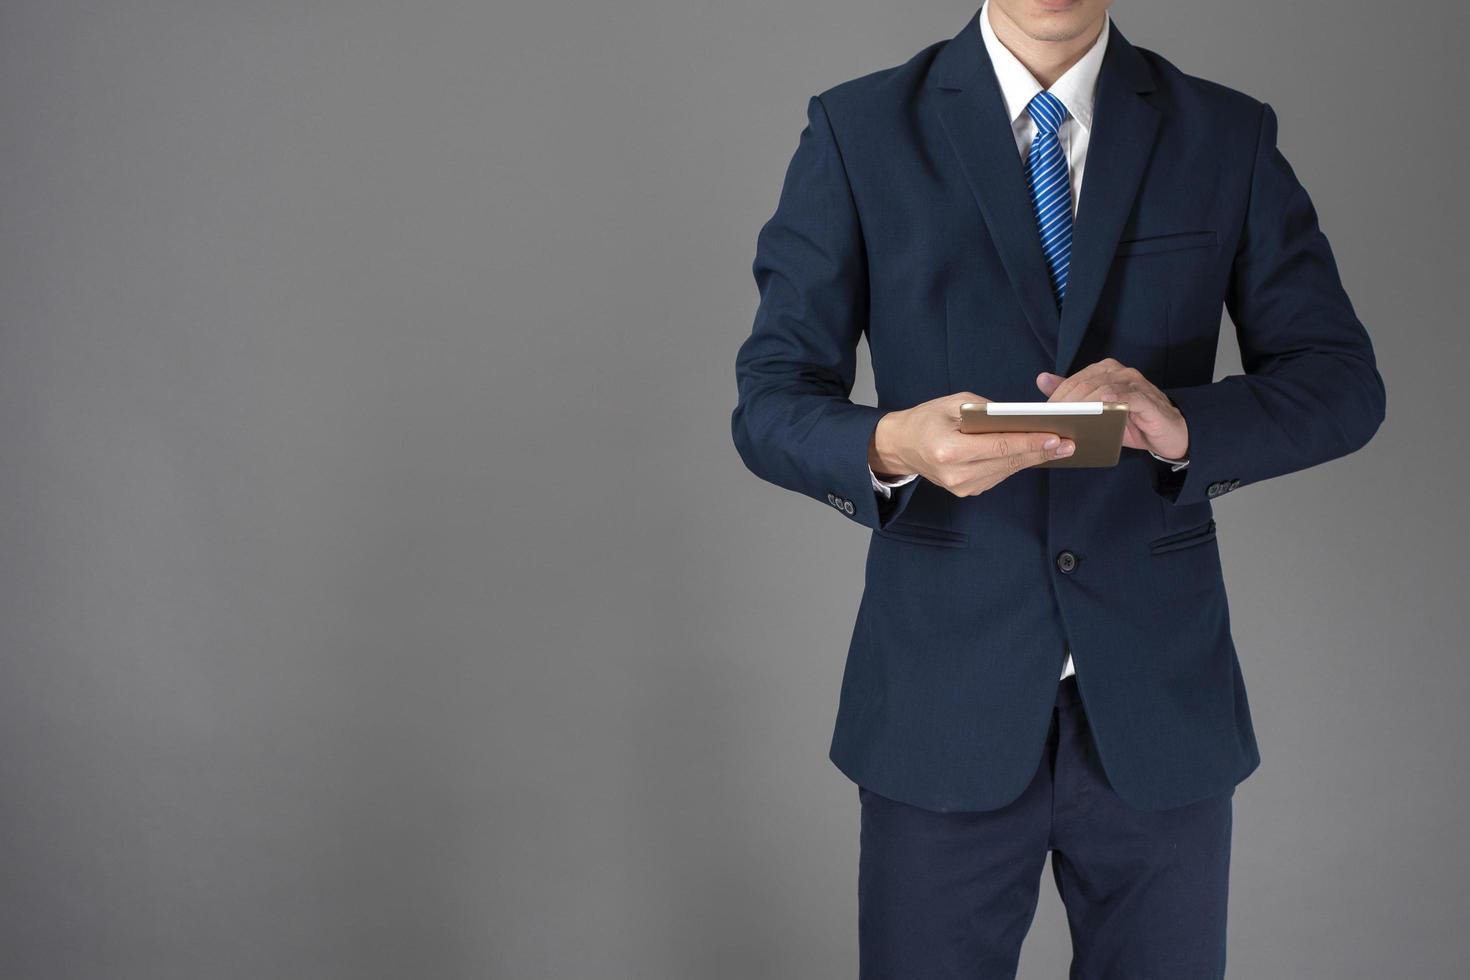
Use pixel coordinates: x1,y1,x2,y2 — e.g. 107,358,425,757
1037,358,1189,460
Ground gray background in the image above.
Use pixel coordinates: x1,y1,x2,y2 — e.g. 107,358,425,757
0,1,1463,977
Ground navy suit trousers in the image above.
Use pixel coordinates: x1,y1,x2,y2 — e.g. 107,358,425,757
858,676,1233,979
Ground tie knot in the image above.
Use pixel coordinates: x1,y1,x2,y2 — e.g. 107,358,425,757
1027,91,1068,136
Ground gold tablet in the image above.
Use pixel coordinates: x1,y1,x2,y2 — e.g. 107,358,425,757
958,401,1130,468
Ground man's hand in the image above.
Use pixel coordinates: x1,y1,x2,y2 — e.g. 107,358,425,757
1036,358,1189,459
869,392,1075,497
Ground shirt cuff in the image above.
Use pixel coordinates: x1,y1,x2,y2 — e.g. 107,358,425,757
870,466,920,498
1148,450,1190,472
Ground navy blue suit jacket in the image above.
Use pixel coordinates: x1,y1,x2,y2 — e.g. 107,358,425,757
731,13,1385,812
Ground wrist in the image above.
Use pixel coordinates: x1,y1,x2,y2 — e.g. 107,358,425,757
1144,411,1189,461
1169,414,1189,459
869,411,911,481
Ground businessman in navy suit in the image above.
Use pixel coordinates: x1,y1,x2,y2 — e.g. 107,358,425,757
731,0,1385,976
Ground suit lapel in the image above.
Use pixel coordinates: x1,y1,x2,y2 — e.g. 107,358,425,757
1053,26,1161,376
933,17,1061,364
929,16,1162,376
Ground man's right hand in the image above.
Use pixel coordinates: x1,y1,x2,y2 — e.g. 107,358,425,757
868,392,1074,497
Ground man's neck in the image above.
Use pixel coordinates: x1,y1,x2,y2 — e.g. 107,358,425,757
985,3,1106,89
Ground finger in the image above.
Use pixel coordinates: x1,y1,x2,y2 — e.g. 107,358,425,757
1072,379,1128,405
1054,358,1136,403
945,391,986,421
965,442,1070,488
979,430,1070,462
1120,390,1173,438
1036,372,1063,396
971,433,1075,473
1047,361,1113,402
1047,360,1112,402
1064,368,1140,406
1071,383,1170,449
933,429,1052,466
1077,380,1159,420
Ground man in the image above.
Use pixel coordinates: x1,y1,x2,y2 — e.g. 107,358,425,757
730,0,1386,976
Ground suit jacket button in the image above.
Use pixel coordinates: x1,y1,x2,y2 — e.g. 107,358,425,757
1229,479,1241,490
1206,482,1222,498
826,493,837,506
843,500,855,514
1056,550,1078,574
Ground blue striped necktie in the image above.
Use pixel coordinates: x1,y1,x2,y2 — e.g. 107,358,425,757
1024,91,1072,309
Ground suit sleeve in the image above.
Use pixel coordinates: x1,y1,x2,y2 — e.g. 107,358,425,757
731,95,920,529
1154,102,1387,506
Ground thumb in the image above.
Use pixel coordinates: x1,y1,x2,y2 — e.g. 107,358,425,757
1036,372,1063,396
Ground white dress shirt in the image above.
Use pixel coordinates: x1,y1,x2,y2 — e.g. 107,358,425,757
868,1,1188,680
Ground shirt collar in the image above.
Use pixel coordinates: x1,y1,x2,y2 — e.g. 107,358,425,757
977,0,1109,132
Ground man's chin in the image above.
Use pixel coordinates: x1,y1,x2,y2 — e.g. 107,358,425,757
1009,0,1103,43
1026,27,1091,42
1021,16,1099,44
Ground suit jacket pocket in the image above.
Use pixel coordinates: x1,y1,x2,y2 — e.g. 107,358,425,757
1149,518,1217,555
1115,230,1218,258
875,519,970,549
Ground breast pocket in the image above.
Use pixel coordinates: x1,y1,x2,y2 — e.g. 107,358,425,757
1115,230,1218,258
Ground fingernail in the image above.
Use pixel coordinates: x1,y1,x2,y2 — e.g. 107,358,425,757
1057,442,1074,456
1043,436,1060,449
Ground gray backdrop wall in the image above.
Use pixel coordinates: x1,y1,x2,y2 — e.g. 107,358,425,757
0,1,1464,978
